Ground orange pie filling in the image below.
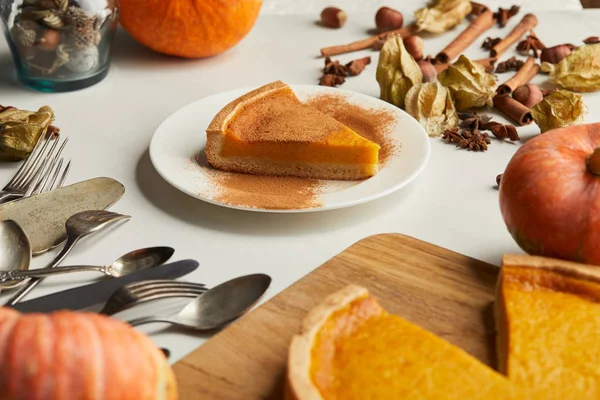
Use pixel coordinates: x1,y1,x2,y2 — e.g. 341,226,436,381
498,263,600,397
308,295,521,400
221,90,380,172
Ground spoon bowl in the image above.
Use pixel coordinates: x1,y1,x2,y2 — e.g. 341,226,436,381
0,220,31,289
128,273,272,330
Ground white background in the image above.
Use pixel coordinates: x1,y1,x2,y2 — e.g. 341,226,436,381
0,0,597,364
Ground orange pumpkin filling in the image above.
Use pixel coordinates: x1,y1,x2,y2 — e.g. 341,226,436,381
206,81,381,180
497,255,600,397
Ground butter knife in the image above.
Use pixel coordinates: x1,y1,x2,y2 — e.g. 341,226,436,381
10,259,199,313
0,177,125,255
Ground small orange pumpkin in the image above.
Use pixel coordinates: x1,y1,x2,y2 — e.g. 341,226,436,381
499,122,600,265
118,0,263,58
0,308,177,400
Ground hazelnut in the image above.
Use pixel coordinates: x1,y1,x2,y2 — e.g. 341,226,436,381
417,59,437,82
404,36,424,61
540,44,573,64
512,84,544,108
375,7,404,32
37,29,61,52
320,7,347,29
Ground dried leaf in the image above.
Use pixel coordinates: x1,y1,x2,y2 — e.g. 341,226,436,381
438,55,497,111
530,90,586,133
415,0,473,33
405,82,459,137
542,44,600,92
0,106,54,161
376,36,423,108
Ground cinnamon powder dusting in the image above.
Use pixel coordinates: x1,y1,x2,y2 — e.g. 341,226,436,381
196,93,399,210
305,93,399,165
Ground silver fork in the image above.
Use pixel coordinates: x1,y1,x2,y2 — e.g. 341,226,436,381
0,133,55,203
26,137,70,198
99,279,207,315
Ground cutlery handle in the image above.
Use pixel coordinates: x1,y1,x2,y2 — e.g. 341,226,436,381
127,317,172,327
0,265,105,281
4,236,79,306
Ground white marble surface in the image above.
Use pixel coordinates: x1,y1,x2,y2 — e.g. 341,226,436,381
0,4,598,365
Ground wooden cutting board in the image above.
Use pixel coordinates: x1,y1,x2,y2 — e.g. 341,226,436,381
173,233,501,399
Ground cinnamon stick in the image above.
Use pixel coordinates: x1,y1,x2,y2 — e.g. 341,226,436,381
493,95,533,126
469,1,490,17
434,10,495,64
496,57,539,95
434,57,496,74
320,24,418,57
490,14,538,58
475,57,497,73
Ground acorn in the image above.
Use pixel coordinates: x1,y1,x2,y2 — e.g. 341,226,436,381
320,7,347,29
417,59,437,82
512,84,544,108
404,36,424,61
375,6,403,32
37,29,61,51
540,44,573,64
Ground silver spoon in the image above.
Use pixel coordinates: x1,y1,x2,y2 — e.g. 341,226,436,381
0,220,32,289
4,210,131,305
0,247,174,283
127,273,272,330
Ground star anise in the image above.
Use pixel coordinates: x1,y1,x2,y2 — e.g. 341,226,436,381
458,130,491,151
516,31,546,58
495,56,525,73
324,57,348,77
482,37,501,51
319,74,345,87
584,36,600,45
493,5,520,28
458,111,492,131
346,56,371,76
442,128,490,151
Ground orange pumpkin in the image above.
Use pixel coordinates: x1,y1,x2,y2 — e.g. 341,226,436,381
499,122,600,265
118,0,263,58
0,308,177,400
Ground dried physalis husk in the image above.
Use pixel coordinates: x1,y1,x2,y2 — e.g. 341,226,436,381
0,106,54,161
438,55,497,111
376,36,423,108
541,44,600,92
530,90,586,133
415,0,472,33
405,82,459,137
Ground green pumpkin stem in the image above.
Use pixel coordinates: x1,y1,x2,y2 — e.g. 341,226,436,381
588,148,600,176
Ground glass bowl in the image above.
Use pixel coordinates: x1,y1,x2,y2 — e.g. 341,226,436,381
1,0,118,92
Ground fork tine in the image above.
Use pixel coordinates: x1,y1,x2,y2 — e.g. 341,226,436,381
126,280,207,291
5,132,47,188
55,160,71,189
11,135,54,188
42,158,63,193
29,137,68,197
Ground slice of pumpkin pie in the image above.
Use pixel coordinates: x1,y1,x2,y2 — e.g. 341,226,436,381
206,81,381,180
286,285,525,400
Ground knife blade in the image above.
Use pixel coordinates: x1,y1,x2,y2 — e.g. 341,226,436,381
10,259,199,313
0,177,125,255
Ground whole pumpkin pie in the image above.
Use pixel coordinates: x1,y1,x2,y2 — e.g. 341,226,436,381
206,81,381,180
496,254,600,397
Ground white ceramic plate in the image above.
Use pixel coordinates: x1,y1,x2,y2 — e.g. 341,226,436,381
149,84,430,213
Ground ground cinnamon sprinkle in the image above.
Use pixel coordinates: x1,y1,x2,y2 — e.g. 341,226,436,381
212,172,322,210
304,93,399,165
195,93,398,210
